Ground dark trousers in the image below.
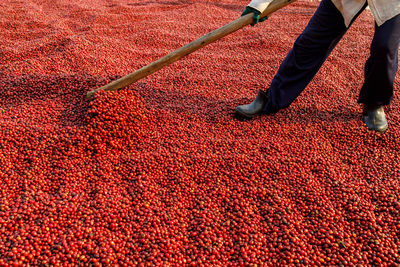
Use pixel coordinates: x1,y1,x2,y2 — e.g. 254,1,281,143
264,0,400,114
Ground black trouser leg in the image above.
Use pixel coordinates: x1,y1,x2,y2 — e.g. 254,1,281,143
358,14,400,106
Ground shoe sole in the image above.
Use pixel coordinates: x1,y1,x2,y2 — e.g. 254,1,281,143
365,122,388,133
362,117,388,133
234,108,262,120
373,125,388,133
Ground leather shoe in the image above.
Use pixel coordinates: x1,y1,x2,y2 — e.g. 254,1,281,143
362,105,388,132
235,90,268,119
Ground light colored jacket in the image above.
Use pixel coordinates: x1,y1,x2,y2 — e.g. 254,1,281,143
248,0,400,27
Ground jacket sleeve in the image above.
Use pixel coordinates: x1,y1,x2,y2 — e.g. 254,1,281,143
248,0,275,13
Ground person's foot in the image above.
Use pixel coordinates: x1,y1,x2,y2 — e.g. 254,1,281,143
362,105,388,132
235,90,268,119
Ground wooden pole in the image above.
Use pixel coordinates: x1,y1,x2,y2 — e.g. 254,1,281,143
87,0,297,99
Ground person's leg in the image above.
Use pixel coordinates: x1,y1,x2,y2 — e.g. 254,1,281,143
357,14,400,132
358,14,400,106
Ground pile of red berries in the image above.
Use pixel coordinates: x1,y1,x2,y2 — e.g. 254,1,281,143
85,88,151,153
0,0,400,265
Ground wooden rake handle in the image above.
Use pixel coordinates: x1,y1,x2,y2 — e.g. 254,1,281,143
87,0,297,99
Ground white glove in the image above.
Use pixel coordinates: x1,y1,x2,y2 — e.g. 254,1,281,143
248,0,274,13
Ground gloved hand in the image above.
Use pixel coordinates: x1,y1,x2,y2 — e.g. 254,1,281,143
241,6,268,26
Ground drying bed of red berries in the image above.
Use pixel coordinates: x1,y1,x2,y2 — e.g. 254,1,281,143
1,0,400,265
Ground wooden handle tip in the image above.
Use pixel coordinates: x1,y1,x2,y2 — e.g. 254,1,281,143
87,91,95,100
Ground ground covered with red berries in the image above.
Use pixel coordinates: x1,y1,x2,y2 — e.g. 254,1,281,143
1,0,400,265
